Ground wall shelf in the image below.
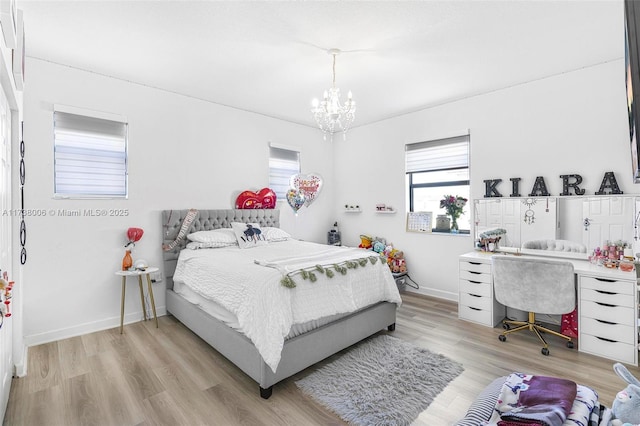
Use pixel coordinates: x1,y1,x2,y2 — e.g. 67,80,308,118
375,210,396,214
344,208,362,213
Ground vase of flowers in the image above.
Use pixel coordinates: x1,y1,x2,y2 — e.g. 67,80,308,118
440,195,468,234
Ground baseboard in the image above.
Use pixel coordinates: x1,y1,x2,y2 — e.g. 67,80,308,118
404,286,457,302
24,306,167,347
13,345,27,377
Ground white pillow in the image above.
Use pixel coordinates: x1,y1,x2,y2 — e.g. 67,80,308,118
187,228,238,246
263,227,292,242
230,222,268,249
186,241,238,250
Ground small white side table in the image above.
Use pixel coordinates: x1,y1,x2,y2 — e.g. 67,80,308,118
116,266,159,334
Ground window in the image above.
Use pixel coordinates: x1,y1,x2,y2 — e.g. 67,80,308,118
53,105,128,198
406,134,470,232
269,145,300,200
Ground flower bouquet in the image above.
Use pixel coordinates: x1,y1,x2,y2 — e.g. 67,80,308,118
439,195,468,232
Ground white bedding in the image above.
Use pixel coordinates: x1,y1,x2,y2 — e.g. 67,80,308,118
173,239,402,372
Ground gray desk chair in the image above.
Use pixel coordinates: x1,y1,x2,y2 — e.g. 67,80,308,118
491,255,576,356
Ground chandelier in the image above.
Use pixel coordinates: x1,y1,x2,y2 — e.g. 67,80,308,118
311,48,356,141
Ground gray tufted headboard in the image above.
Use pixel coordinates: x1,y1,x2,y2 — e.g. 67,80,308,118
161,209,280,289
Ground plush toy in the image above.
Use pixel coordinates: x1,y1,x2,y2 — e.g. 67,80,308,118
390,251,407,273
371,237,386,254
358,234,373,250
611,362,640,425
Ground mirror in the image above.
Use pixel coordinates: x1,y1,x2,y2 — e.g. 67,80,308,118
474,196,639,257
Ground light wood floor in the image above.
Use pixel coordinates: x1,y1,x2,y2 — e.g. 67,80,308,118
3,292,629,425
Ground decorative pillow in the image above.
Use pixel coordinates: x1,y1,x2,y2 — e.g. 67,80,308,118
186,241,238,250
231,222,269,249
187,228,237,246
263,227,292,242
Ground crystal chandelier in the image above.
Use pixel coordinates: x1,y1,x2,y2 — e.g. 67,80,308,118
311,48,356,141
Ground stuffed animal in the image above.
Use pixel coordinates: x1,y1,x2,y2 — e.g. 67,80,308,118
611,362,640,425
390,251,407,273
372,237,386,254
358,234,372,250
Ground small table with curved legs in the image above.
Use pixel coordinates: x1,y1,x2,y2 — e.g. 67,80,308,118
116,267,159,334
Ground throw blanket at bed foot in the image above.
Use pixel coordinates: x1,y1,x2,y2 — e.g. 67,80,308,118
484,373,599,426
255,247,384,288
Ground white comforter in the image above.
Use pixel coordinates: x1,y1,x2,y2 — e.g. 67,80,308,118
173,240,402,372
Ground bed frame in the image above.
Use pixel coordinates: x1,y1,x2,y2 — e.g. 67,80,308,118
161,209,397,398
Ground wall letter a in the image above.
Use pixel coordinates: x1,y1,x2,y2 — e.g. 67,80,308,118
595,171,624,195
528,176,550,196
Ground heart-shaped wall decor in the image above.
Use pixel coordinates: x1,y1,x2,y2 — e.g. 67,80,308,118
286,188,306,214
235,188,277,209
290,173,323,207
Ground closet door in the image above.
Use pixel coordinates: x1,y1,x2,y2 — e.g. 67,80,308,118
0,85,12,418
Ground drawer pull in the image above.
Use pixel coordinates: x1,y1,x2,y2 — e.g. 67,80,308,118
595,290,616,295
595,302,616,308
469,262,481,265
595,277,616,283
468,294,481,298
468,307,481,311
595,319,616,325
595,336,617,343
468,271,481,275
469,280,481,284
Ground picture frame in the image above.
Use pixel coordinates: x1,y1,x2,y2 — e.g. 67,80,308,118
12,8,23,90
625,0,640,183
406,211,433,233
0,0,16,49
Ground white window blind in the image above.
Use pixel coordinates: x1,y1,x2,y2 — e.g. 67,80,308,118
269,146,300,200
405,135,469,173
54,108,128,198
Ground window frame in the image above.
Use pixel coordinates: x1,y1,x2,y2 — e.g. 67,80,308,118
53,104,128,199
406,134,470,233
268,143,300,201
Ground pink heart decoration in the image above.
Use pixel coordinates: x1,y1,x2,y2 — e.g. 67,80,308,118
290,173,323,207
235,188,277,209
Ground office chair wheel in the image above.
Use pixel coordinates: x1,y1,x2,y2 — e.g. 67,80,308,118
541,347,550,356
567,341,574,349
498,335,507,342
502,323,510,330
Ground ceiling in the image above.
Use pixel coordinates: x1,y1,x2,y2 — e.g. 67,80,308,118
19,0,625,130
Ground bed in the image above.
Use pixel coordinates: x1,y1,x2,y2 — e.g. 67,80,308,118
161,208,401,398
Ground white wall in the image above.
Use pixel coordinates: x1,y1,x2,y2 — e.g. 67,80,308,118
21,37,635,344
23,58,334,345
335,59,634,300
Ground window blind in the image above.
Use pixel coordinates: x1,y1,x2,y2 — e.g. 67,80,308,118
269,146,300,200
405,135,469,173
54,110,128,197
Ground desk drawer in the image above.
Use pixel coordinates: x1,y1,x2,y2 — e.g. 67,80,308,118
580,317,635,345
458,304,493,326
581,276,635,295
581,288,635,308
459,269,491,283
459,292,492,311
580,300,635,326
579,334,636,364
459,261,491,274
459,279,491,298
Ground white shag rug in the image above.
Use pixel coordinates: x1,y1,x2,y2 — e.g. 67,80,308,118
295,334,464,426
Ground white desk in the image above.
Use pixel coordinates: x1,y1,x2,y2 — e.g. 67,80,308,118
459,251,638,366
